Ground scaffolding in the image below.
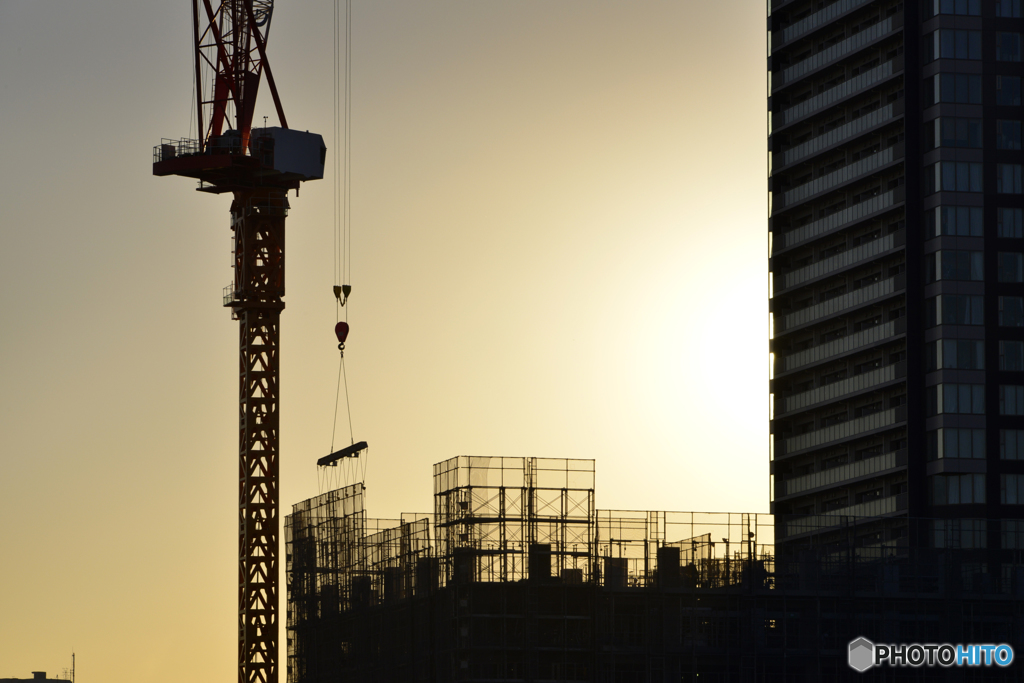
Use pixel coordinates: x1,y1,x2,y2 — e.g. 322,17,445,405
433,456,596,585
285,457,1024,682
595,511,774,589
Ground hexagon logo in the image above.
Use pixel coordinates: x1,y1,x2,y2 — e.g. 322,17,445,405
848,637,875,672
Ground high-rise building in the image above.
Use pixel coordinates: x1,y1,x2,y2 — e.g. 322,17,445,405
769,0,1024,559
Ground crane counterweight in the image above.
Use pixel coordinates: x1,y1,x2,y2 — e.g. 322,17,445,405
153,128,325,192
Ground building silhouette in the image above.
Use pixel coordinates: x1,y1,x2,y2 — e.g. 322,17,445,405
769,0,1024,565
286,456,1024,681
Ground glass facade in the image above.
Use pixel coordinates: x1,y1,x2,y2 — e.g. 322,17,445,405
770,0,1024,557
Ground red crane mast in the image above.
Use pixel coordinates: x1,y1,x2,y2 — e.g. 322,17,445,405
153,3,325,683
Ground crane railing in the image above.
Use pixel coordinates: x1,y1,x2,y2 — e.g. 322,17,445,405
153,134,274,163
153,138,205,163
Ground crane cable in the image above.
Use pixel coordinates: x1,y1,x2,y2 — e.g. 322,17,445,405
329,0,366,487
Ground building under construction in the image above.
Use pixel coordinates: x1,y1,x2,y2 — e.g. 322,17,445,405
286,456,1024,682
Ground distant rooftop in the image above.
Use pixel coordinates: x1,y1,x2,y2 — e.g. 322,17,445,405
1,673,70,683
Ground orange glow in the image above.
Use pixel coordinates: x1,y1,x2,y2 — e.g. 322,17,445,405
0,1,767,680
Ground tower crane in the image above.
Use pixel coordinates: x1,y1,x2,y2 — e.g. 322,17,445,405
152,3,325,683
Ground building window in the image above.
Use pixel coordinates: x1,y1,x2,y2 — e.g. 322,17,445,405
1001,429,1024,460
998,208,1024,238
927,73,982,104
1002,520,1024,549
1002,474,1024,503
927,162,983,194
997,33,1024,62
928,383,985,415
822,496,848,512
928,294,985,326
926,206,983,237
928,0,981,14
928,339,985,370
1001,385,1024,415
931,474,986,505
1001,297,1024,326
934,519,987,548
997,76,1022,106
928,428,986,459
926,250,983,282
928,30,982,61
854,488,884,505
997,0,1023,18
998,121,1023,150
927,117,983,149
997,164,1023,194
999,252,1024,282
1001,341,1024,371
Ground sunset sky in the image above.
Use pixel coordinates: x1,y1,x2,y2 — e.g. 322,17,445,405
0,1,766,680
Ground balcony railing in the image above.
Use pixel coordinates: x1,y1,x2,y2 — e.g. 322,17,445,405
781,275,901,332
783,449,906,497
779,101,902,170
783,406,906,456
782,361,905,415
774,58,901,130
776,0,874,48
781,318,903,373
776,187,903,252
776,16,900,89
780,230,902,292
785,492,908,537
778,144,902,210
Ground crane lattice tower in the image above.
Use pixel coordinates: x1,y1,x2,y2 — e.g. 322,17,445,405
152,3,325,683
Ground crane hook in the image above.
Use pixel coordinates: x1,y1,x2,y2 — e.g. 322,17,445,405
335,321,350,356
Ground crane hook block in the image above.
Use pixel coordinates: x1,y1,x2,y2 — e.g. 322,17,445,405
335,321,350,345
333,284,353,306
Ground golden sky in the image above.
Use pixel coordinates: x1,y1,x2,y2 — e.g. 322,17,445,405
0,1,766,680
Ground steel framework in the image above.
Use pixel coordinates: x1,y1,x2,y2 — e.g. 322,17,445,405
193,0,286,151
231,189,287,683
